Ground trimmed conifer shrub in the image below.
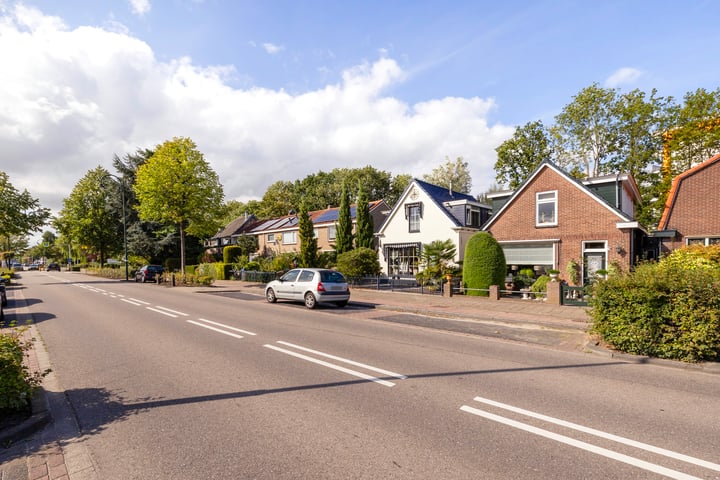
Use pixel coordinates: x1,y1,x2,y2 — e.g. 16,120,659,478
462,232,506,296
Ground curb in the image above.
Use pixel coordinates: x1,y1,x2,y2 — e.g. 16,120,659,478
0,387,50,445
583,341,720,374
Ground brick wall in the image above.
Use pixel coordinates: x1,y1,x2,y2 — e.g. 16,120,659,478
662,160,720,250
487,167,633,283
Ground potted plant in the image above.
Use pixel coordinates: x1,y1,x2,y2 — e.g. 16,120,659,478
547,269,560,281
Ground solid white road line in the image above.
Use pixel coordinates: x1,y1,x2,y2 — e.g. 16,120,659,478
128,298,150,305
263,343,397,387
471,396,720,472
187,320,245,339
197,318,256,336
276,341,406,380
460,405,702,480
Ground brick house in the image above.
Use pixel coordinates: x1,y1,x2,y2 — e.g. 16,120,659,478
250,200,389,257
204,213,259,255
376,178,491,277
483,161,649,285
656,152,720,252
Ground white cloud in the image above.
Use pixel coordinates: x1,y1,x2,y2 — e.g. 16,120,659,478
0,4,513,228
129,0,151,16
262,42,283,54
605,67,642,88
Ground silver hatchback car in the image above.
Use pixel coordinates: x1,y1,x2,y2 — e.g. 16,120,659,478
265,268,350,309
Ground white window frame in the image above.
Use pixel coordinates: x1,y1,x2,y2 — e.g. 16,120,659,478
686,237,720,246
536,191,558,227
408,205,421,232
328,225,336,241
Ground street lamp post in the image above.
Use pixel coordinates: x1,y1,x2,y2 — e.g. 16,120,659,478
102,173,129,281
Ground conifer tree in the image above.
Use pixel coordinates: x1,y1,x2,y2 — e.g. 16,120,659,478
298,201,318,267
354,182,374,249
335,182,353,254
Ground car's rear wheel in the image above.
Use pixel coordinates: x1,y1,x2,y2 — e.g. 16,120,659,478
335,300,348,308
304,292,317,309
266,288,277,303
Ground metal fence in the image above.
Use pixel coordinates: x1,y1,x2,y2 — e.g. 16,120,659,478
346,276,445,296
562,284,589,306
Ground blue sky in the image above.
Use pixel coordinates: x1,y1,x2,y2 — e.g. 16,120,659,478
2,0,719,224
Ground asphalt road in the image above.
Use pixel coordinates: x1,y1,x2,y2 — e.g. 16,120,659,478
9,271,720,479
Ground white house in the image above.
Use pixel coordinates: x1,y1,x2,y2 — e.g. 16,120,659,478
376,178,490,277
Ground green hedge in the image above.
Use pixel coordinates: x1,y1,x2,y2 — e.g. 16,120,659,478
590,246,720,362
462,232,506,296
0,329,50,412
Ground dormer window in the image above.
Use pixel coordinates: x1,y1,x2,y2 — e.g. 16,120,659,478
536,191,557,227
466,207,481,227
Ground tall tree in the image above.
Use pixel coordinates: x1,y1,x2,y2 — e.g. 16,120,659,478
663,87,720,176
0,171,50,241
56,166,119,266
297,201,318,268
554,83,620,177
335,182,353,254
133,137,224,273
257,180,297,218
354,182,374,249
494,121,553,188
423,156,472,193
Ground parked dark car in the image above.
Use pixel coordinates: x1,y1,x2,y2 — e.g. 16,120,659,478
0,280,7,307
46,262,61,271
135,265,164,283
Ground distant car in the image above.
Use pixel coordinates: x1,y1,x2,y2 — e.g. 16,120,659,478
135,265,164,283
46,262,61,272
265,268,350,309
28,263,39,271
11,263,22,271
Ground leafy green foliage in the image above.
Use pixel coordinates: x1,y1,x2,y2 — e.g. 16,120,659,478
336,247,381,277
134,137,224,273
422,156,472,193
223,246,243,264
0,328,50,412
298,202,318,268
0,171,50,240
418,239,457,282
56,166,120,266
462,232,506,297
354,182,374,249
335,182,353,255
590,246,720,362
530,275,551,298
495,121,552,189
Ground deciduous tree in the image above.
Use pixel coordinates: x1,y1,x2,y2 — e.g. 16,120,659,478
133,137,224,273
494,121,552,188
423,156,472,193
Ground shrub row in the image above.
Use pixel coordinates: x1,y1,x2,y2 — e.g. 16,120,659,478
589,246,720,362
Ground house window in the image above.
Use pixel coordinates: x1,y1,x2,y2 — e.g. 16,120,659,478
536,191,557,227
467,208,480,227
314,228,318,239
282,231,297,244
267,233,275,243
687,237,720,246
404,202,423,232
328,226,336,241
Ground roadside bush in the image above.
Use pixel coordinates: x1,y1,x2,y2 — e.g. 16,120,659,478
0,328,50,412
336,247,381,277
223,246,243,264
590,247,720,362
462,232,506,296
531,275,550,298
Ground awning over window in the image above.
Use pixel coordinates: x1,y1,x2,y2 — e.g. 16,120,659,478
501,243,554,265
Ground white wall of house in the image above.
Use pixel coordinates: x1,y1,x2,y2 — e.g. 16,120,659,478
377,182,465,276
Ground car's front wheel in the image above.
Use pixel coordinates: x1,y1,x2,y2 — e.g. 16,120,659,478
304,292,317,309
266,288,277,303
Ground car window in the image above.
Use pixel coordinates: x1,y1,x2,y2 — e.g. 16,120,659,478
320,271,346,283
281,270,300,282
298,270,315,282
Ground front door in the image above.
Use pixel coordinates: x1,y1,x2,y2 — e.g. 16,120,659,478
583,241,607,284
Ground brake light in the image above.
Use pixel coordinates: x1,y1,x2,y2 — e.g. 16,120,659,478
317,282,326,292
